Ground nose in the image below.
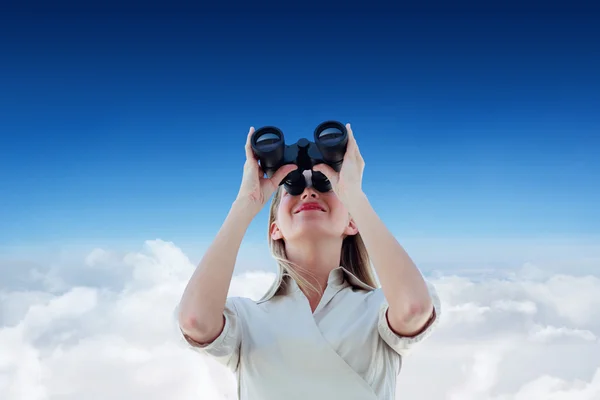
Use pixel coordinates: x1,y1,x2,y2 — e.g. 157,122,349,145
300,186,319,200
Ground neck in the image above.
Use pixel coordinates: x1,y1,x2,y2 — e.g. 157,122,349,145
284,236,343,294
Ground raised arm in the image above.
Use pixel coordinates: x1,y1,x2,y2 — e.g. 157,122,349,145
314,123,437,337
178,199,255,344
178,126,297,345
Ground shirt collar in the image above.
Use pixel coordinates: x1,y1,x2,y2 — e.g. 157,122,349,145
258,266,376,303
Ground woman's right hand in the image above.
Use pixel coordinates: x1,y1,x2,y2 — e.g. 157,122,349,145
235,126,297,215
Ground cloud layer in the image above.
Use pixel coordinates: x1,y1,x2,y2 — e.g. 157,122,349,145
1,239,599,399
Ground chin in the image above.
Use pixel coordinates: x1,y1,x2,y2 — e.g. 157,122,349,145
292,223,338,239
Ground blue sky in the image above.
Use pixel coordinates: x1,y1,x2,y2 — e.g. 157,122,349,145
1,11,599,250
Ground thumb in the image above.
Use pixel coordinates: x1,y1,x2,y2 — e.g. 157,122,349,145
312,163,336,181
271,164,298,186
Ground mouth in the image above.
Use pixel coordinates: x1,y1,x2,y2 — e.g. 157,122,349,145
294,203,326,213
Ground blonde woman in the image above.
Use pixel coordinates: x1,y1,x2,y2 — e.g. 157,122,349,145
178,123,441,399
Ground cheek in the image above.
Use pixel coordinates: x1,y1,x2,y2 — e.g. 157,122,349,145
276,199,294,232
331,210,350,230
324,195,347,215
279,196,293,216
326,198,351,228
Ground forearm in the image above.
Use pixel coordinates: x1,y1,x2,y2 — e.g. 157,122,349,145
178,199,255,338
344,191,433,330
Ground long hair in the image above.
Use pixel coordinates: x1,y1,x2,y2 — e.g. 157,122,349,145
267,186,378,296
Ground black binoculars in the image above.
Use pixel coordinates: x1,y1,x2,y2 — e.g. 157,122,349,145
250,120,348,195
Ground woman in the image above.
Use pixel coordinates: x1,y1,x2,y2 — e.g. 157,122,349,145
177,123,441,399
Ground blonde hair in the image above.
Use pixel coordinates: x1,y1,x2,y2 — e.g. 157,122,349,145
267,186,378,296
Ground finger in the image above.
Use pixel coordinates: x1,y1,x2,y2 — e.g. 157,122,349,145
346,122,361,155
345,122,356,149
270,163,297,186
245,126,257,161
346,123,354,141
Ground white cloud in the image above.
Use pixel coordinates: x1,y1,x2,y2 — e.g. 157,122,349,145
528,325,597,343
84,248,111,267
1,239,599,399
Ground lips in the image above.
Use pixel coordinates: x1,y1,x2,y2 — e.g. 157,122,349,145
294,202,326,213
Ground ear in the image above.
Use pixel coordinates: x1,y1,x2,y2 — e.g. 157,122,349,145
270,221,284,240
344,217,359,236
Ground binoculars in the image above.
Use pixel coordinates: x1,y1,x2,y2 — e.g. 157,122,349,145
250,120,348,195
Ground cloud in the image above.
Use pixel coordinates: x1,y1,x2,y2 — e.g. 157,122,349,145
1,239,599,399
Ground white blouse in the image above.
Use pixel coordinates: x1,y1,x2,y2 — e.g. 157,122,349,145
180,267,441,400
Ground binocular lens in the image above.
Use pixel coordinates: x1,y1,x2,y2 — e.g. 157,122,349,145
317,127,344,144
254,132,281,149
251,127,286,176
314,121,348,166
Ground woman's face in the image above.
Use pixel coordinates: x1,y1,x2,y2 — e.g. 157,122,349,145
270,184,358,242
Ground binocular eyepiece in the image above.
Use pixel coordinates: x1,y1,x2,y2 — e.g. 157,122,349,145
250,120,348,195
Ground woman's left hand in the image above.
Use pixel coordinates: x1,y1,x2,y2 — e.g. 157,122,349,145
312,123,365,204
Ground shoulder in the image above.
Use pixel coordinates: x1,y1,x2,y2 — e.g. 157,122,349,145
226,295,280,316
350,285,386,307
224,295,258,311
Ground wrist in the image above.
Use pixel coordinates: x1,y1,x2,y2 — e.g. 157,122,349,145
231,197,261,221
339,188,367,209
